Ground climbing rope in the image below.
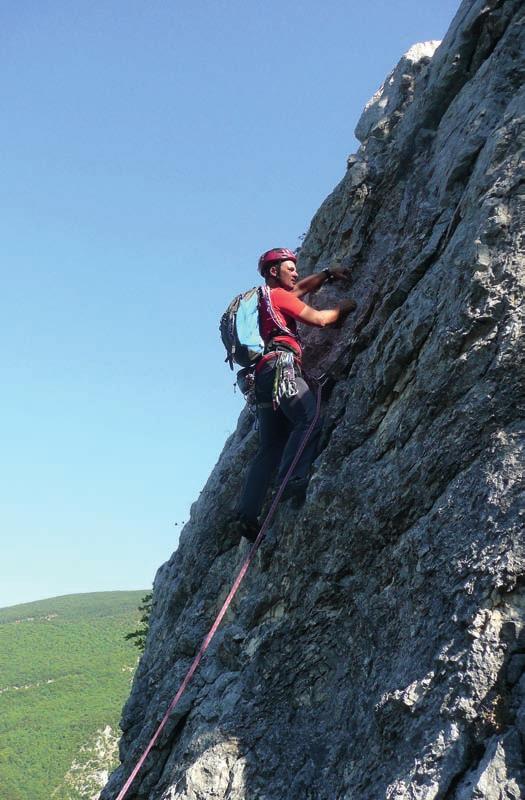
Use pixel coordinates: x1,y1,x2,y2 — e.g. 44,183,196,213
115,381,322,800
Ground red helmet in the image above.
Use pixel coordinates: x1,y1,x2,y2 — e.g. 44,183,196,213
258,247,297,275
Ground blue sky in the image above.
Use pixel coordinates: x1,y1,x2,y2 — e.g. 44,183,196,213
1,0,460,607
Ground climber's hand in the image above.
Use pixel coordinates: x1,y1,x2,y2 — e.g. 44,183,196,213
340,298,357,313
330,267,352,284
334,298,357,327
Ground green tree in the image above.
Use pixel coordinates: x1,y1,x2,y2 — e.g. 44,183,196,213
125,593,153,652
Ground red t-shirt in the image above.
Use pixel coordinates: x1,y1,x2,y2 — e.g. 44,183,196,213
258,287,306,367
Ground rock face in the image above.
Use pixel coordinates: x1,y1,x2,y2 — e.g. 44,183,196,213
102,1,525,798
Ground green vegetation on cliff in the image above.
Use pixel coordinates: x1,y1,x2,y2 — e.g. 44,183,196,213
0,591,146,800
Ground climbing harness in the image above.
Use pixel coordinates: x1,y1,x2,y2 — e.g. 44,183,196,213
114,381,322,800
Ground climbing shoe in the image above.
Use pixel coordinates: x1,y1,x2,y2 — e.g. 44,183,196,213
280,476,309,507
258,527,279,570
237,514,259,543
217,513,258,551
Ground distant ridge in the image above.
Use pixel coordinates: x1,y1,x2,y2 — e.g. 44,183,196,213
0,590,147,621
0,590,147,800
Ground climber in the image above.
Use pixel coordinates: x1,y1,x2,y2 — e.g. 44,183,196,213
233,247,357,542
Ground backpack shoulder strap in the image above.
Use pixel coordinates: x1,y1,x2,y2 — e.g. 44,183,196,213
259,285,295,339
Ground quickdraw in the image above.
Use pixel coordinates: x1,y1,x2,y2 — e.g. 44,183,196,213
272,350,298,409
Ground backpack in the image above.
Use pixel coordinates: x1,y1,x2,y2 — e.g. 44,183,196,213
220,286,264,370
220,285,297,374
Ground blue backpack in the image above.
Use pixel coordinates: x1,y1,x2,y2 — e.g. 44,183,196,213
220,286,264,370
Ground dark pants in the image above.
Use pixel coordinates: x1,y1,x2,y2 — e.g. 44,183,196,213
237,360,322,523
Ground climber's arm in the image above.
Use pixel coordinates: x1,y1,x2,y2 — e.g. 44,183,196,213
293,267,352,298
298,299,357,328
293,271,328,298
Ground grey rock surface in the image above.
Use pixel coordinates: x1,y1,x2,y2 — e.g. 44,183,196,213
101,1,525,798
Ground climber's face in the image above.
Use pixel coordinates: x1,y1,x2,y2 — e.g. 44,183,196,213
275,259,298,291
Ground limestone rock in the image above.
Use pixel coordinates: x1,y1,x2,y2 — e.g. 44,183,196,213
102,1,525,798
354,41,441,145
55,726,120,800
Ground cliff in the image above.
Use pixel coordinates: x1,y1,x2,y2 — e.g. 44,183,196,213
102,1,525,798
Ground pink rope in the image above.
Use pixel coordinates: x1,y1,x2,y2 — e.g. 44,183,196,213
115,382,322,800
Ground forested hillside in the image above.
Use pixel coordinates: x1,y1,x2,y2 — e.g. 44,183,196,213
0,591,146,800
